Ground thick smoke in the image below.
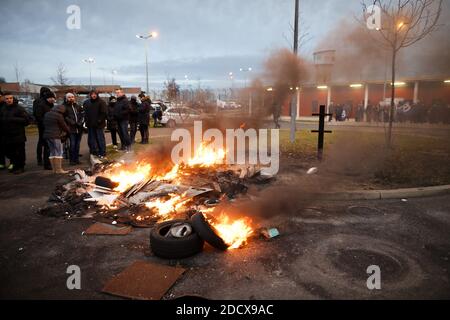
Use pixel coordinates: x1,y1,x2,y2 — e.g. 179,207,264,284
314,9,450,82
315,20,388,82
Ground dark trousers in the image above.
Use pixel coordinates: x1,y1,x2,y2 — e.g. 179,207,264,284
87,128,106,157
37,125,50,166
139,124,149,143
110,128,118,146
5,142,26,170
69,132,83,163
129,121,138,144
118,120,131,148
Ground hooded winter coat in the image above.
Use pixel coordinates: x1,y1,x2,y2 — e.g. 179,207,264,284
0,98,30,144
33,87,54,125
64,100,84,134
114,95,130,122
43,105,70,139
83,90,107,129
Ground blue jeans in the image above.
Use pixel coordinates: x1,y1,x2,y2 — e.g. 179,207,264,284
47,139,64,158
87,128,106,157
118,120,131,148
69,132,82,163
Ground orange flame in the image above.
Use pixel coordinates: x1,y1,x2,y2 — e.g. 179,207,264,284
145,193,189,218
187,142,226,167
107,163,152,192
209,214,253,249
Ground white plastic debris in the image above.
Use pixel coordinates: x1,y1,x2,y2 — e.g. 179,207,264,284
90,154,103,167
73,169,89,182
112,221,117,225
401,199,408,202
96,194,119,206
307,167,318,175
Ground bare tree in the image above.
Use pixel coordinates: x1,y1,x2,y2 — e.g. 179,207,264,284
362,0,443,147
282,10,312,55
13,61,22,83
164,78,180,102
51,63,71,86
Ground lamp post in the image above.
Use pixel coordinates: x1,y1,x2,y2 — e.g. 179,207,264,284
82,57,95,89
228,72,234,99
136,31,158,94
240,67,252,115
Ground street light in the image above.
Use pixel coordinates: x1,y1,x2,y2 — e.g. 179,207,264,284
82,57,95,89
136,31,158,94
239,67,253,115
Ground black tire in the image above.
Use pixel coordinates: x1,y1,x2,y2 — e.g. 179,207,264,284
150,219,204,259
190,213,229,251
94,176,119,189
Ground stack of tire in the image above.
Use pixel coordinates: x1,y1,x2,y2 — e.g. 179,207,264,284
150,213,229,259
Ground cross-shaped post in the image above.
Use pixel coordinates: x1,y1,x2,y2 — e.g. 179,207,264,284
311,105,332,160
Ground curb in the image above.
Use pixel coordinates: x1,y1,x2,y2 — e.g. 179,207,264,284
319,184,450,201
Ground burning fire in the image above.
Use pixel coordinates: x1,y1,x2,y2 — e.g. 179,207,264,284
107,163,152,192
145,193,190,218
209,214,253,249
101,142,227,193
187,142,226,167
156,164,180,181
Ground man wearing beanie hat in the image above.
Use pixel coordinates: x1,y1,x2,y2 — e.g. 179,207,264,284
34,89,56,170
107,96,119,148
0,92,30,174
83,89,107,157
63,93,84,165
43,104,70,174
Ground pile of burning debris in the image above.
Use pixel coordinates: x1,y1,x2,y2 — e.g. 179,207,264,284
38,143,276,258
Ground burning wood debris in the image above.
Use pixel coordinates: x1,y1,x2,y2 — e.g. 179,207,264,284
37,143,275,251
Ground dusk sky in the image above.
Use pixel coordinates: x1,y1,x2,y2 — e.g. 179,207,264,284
0,0,449,89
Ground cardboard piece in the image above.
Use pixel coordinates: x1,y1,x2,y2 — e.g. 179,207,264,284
102,261,185,300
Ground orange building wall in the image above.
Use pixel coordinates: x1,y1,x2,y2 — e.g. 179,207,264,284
286,81,450,118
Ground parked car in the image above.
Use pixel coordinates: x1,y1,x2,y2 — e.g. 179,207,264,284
160,107,202,128
17,98,35,122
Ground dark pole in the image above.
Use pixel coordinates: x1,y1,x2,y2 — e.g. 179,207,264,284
294,0,299,54
312,105,332,160
290,0,300,142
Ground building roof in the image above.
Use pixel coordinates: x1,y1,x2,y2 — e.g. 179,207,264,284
0,82,21,93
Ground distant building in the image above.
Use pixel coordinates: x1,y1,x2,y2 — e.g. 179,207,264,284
280,77,450,119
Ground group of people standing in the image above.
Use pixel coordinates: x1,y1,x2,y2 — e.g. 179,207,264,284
0,87,153,175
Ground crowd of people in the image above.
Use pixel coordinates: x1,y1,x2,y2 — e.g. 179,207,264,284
0,87,154,175
330,101,450,124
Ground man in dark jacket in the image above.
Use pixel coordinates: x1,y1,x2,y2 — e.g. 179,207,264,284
34,88,55,170
43,105,70,174
83,90,107,157
107,96,119,148
129,96,139,144
113,88,131,152
0,93,30,174
63,93,84,165
138,95,151,144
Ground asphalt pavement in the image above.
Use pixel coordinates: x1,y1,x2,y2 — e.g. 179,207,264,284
0,123,449,299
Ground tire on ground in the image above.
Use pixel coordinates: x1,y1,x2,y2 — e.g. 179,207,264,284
150,219,204,259
190,212,229,251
